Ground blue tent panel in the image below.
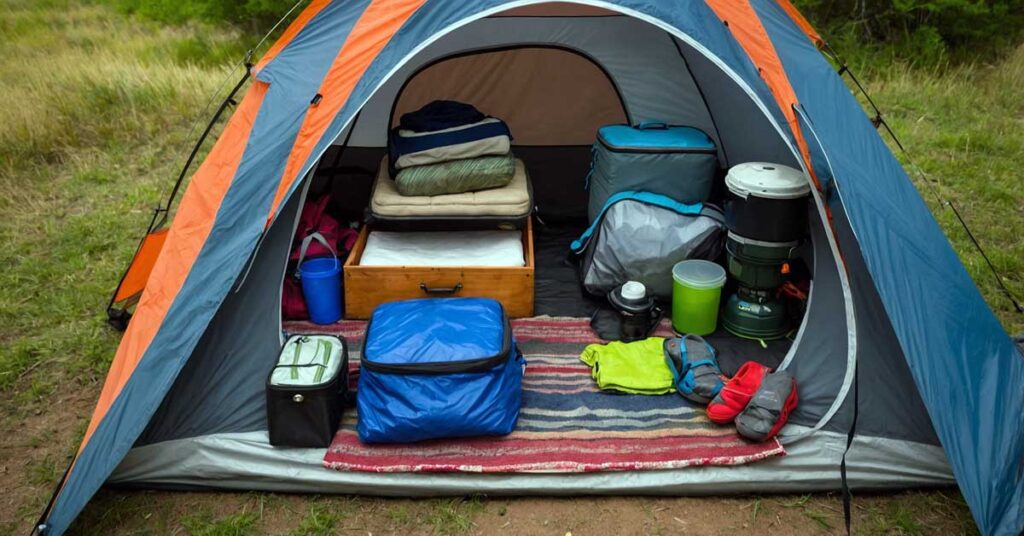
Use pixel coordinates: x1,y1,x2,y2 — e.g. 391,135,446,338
754,2,1024,533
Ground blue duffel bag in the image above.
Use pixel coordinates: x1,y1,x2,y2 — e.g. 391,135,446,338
357,298,524,444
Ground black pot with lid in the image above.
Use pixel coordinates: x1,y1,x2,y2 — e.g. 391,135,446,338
725,162,811,243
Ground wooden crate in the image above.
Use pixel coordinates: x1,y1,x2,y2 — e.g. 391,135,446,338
343,220,535,319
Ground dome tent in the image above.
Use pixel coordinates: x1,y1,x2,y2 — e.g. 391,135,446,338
38,1,1024,535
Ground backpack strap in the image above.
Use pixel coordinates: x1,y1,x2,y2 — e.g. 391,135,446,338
700,204,725,224
663,337,689,384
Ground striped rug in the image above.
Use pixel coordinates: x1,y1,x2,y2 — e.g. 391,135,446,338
285,317,785,473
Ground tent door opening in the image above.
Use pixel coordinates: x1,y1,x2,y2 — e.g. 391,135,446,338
138,0,852,495
277,11,844,396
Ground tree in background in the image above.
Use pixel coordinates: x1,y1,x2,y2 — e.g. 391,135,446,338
115,0,298,28
116,0,1023,65
795,0,1024,63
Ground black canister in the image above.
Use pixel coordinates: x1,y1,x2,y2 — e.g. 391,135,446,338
724,162,811,243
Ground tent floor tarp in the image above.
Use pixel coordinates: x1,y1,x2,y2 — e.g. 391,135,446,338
108,312,949,495
108,428,952,495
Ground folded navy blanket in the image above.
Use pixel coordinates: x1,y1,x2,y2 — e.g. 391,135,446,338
389,118,512,172
398,100,486,132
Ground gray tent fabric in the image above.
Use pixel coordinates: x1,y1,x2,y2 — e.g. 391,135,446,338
110,428,952,494
671,37,798,168
138,184,307,446
346,17,797,169
349,16,720,154
776,204,851,430
818,203,941,446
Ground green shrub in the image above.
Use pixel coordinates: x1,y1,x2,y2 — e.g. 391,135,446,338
111,0,299,28
795,0,1024,63
107,0,1023,65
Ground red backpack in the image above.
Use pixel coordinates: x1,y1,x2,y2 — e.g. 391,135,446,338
282,194,358,320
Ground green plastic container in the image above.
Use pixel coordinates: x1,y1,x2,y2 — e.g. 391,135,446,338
672,260,727,336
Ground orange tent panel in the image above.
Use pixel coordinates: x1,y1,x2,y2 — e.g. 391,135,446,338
266,0,428,223
112,228,169,305
775,0,823,47
703,0,820,188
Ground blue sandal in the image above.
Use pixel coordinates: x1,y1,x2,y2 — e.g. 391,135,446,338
664,335,724,405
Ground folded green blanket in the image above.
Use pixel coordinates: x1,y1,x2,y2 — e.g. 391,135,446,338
394,153,515,196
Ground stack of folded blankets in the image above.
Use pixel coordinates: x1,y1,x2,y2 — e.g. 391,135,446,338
388,100,515,197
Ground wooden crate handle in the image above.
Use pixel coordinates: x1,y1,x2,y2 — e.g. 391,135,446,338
419,282,463,295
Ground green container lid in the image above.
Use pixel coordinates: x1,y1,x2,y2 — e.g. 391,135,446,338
672,260,726,290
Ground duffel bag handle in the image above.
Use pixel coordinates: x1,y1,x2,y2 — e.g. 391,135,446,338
294,232,338,279
637,120,668,130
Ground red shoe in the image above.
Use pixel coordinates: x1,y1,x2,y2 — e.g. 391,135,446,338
706,361,769,424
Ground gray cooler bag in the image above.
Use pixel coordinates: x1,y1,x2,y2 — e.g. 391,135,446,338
571,191,726,301
586,122,718,222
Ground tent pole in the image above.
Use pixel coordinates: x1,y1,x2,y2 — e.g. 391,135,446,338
160,63,253,226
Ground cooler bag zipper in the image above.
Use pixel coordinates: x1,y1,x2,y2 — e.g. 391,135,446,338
313,339,332,384
361,318,513,375
596,136,717,154
290,339,303,381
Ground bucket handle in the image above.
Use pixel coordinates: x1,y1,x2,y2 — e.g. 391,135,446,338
294,232,338,279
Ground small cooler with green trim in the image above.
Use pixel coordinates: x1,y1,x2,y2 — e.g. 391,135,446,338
266,334,349,448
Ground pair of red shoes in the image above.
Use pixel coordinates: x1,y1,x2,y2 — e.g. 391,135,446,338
707,361,798,442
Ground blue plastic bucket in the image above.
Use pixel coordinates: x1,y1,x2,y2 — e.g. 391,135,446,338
299,257,342,325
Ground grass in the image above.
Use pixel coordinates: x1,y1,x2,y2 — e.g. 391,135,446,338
182,509,259,536
424,497,485,534
282,500,345,536
0,0,246,399
0,1,1020,535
